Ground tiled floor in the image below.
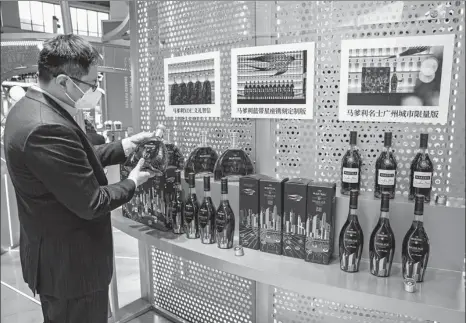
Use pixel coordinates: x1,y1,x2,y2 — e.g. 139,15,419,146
0,228,167,323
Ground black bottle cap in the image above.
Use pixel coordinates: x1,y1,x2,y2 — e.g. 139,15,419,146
349,131,357,145
420,133,428,149
381,192,390,212
384,132,392,147
174,170,181,184
203,176,210,191
188,173,196,188
349,190,359,209
414,195,425,215
221,178,228,194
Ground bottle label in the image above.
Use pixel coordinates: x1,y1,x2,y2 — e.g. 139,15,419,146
184,208,194,222
342,168,359,184
216,210,225,232
407,235,428,261
375,232,393,255
199,208,209,226
343,228,361,253
378,170,396,186
413,172,432,188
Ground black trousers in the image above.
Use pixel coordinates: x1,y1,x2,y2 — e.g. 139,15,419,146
39,288,108,323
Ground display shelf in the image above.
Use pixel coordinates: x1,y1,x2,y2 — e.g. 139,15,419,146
111,209,465,323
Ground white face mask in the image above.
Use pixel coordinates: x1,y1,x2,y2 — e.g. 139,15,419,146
66,78,105,110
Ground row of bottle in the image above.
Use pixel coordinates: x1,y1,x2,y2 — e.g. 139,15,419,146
349,57,425,74
349,68,415,94
341,131,434,202
348,47,434,58
161,170,236,249
340,191,429,282
241,80,296,100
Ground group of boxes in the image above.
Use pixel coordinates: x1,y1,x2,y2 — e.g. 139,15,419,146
239,175,336,264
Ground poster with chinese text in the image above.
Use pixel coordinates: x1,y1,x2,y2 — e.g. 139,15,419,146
339,34,455,124
231,42,315,119
164,51,221,118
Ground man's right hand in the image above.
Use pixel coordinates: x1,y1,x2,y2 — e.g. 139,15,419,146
128,158,154,187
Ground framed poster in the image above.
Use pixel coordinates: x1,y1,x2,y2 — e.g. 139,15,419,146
339,34,455,124
231,42,315,119
164,51,221,118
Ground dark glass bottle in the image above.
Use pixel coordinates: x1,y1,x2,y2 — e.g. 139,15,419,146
184,173,199,239
184,130,219,179
165,129,184,169
199,176,216,244
290,80,295,98
341,131,362,195
213,131,254,181
402,195,430,282
409,134,433,202
124,124,168,175
339,190,364,273
374,132,397,199
170,170,184,234
244,81,249,100
369,193,396,277
216,178,235,249
152,174,171,231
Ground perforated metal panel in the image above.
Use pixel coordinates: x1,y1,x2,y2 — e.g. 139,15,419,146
135,0,256,163
274,1,465,199
151,247,255,323
273,288,431,323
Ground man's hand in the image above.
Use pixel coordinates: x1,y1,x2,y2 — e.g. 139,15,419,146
128,158,154,187
121,131,155,157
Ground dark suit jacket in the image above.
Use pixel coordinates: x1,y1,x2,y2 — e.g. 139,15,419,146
3,87,136,298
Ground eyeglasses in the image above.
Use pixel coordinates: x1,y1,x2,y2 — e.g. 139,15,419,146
67,75,99,92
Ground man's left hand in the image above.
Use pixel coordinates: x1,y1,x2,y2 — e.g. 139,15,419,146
122,131,155,157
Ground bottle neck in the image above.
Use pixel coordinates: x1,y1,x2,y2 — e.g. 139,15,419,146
414,214,424,223
175,183,182,191
380,211,390,219
221,193,228,201
230,134,238,149
350,144,356,150
419,147,427,155
166,130,172,144
204,190,211,198
189,187,196,195
349,208,358,217
384,146,391,153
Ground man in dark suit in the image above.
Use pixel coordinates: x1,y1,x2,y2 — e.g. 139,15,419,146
3,34,154,323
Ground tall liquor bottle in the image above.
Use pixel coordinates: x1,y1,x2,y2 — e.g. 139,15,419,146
216,178,235,249
369,192,396,277
199,176,216,244
165,129,184,169
402,195,430,282
409,134,433,202
213,131,254,181
170,170,184,234
339,190,364,273
341,131,362,195
374,132,397,199
184,130,219,179
184,172,199,239
124,124,168,175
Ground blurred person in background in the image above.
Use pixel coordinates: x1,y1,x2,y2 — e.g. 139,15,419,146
3,34,154,323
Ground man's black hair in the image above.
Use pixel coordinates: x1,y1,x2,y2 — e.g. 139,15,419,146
38,34,101,84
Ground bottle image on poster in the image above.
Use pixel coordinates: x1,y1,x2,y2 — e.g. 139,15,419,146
231,42,315,120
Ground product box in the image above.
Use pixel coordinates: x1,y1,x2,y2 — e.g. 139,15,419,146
259,176,288,255
282,178,311,259
305,182,336,265
239,174,269,250
121,166,171,231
